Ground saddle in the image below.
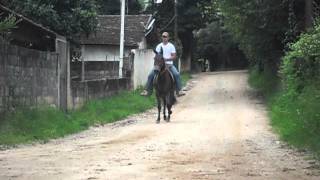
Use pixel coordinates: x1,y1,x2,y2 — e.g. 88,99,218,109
153,68,175,86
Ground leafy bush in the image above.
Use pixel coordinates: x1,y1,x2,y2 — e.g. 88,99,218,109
281,21,320,94
248,65,280,98
270,20,320,155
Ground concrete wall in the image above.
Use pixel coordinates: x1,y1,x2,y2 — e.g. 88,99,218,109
0,37,148,113
70,57,132,109
132,49,154,89
71,78,131,109
71,61,119,81
0,40,60,113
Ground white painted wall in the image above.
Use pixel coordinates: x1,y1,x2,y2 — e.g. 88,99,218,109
82,45,131,61
132,49,154,89
81,39,147,62
137,37,147,49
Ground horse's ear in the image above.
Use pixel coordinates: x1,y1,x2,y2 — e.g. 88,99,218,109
153,49,157,54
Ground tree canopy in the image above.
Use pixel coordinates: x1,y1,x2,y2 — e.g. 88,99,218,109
2,0,99,39
0,0,142,40
144,0,217,70
214,0,309,71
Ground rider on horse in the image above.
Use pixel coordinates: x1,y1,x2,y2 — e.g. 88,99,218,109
141,32,186,97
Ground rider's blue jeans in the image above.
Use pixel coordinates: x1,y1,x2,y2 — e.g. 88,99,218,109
146,65,182,94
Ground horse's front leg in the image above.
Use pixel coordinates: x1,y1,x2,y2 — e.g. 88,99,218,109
167,104,172,122
163,97,167,121
157,96,161,123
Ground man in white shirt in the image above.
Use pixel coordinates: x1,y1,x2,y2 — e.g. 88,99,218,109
141,32,185,97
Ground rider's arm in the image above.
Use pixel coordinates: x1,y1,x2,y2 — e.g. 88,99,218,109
170,52,176,60
170,44,177,60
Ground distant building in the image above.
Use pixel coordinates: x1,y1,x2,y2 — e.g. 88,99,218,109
0,4,65,52
79,14,153,62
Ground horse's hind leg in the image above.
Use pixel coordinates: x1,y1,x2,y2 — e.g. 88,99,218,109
157,97,161,123
166,91,174,122
167,104,172,122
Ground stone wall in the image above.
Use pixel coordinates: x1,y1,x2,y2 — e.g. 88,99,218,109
0,40,59,113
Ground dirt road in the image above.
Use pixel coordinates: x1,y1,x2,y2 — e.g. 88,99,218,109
0,71,319,180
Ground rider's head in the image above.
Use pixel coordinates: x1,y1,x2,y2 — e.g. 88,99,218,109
161,32,169,44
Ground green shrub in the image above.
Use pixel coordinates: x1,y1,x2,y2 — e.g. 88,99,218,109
248,65,280,99
271,84,320,154
270,20,320,156
281,21,320,94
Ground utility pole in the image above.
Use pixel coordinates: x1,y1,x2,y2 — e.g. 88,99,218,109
174,0,181,72
174,0,178,42
119,0,125,78
305,0,313,29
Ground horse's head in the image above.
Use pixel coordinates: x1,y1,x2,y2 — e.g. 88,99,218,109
153,48,165,71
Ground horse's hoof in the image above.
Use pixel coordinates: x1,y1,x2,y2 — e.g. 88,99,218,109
156,120,160,124
164,116,167,120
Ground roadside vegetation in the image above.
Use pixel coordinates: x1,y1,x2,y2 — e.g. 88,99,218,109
271,23,320,156
0,73,191,146
208,1,320,157
249,22,320,156
0,90,155,146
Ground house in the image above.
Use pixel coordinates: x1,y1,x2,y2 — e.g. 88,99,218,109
80,14,153,62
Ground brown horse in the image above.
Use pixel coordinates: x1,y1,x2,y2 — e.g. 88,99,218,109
153,49,176,123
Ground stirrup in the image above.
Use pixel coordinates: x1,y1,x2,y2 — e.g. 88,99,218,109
176,91,186,97
140,90,149,96
153,74,159,85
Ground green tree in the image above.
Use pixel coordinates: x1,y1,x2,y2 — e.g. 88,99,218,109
0,14,19,35
145,0,216,71
3,0,99,39
217,0,292,72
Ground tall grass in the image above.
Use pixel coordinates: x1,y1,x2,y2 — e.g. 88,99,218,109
270,84,320,156
248,67,280,99
181,72,192,86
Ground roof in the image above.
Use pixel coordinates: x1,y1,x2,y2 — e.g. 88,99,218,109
80,15,152,47
0,4,58,37
0,4,64,51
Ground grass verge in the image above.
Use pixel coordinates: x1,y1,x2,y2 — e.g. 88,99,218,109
248,68,320,157
270,85,320,156
181,72,192,87
0,90,155,146
0,73,191,146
